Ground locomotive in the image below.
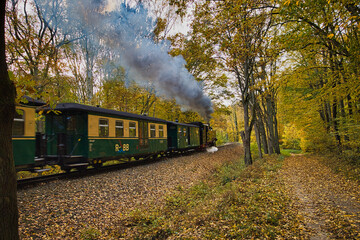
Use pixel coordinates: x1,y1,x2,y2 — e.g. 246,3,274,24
13,98,217,172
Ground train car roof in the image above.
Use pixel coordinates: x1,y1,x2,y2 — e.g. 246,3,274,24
190,121,209,127
167,121,199,128
45,102,168,123
19,96,45,106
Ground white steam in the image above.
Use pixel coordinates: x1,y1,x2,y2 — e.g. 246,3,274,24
38,0,214,118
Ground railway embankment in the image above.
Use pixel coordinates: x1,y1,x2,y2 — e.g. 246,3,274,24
17,143,242,239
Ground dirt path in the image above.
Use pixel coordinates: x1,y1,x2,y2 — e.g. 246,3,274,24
279,154,360,239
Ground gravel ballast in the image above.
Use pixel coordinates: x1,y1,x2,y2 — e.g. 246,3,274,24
17,144,242,239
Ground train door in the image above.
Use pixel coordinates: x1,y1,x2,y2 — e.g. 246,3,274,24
187,127,191,146
46,113,86,157
65,113,86,156
204,125,209,146
138,121,149,149
167,123,177,150
35,114,46,158
45,114,65,156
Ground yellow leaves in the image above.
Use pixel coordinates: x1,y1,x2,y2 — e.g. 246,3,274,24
284,0,332,6
327,33,335,39
280,154,360,239
52,110,62,115
283,0,302,6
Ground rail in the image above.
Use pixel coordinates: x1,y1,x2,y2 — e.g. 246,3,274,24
17,143,234,189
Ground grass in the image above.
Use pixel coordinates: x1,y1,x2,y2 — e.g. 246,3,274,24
80,227,101,240
112,154,305,239
280,148,303,156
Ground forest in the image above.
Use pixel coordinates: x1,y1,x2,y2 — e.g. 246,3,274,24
5,0,360,162
1,0,360,239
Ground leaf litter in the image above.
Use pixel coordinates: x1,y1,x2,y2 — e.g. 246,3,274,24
279,154,360,239
18,147,360,239
17,144,243,239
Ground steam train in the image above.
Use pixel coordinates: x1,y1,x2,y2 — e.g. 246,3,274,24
13,98,217,172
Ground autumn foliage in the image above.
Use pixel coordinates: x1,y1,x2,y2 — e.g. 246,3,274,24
3,0,360,238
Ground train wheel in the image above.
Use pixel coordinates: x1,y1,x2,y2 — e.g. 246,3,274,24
61,167,71,173
93,163,102,169
76,166,87,172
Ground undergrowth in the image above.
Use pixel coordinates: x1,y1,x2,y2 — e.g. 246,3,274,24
113,155,305,239
318,153,360,183
280,149,302,157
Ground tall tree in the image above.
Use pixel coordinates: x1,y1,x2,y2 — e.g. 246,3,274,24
6,0,67,100
0,0,19,238
177,0,275,165
278,0,360,153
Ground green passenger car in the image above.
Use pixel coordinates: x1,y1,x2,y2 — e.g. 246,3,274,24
12,105,37,169
13,97,44,170
44,103,168,169
190,122,217,148
167,122,200,151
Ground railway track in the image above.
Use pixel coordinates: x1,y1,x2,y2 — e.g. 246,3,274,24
17,145,229,189
17,156,160,189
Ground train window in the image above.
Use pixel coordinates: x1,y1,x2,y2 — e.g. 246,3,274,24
67,116,77,131
99,119,109,137
13,109,25,136
159,125,164,138
53,115,65,132
36,114,45,134
115,120,124,137
150,124,156,138
129,122,136,137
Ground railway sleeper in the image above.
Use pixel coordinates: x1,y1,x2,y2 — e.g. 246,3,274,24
61,163,89,173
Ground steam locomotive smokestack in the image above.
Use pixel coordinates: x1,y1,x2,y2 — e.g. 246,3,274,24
37,0,214,119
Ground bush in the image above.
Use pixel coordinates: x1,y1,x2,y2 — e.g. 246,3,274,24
282,138,301,150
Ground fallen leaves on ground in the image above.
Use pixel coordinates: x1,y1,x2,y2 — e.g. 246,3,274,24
279,154,360,239
17,144,242,239
114,155,305,239
18,148,360,239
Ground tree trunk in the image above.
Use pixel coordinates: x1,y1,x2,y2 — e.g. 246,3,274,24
0,0,19,238
339,99,350,142
254,121,263,158
332,98,342,151
261,124,268,155
241,101,252,165
265,95,280,154
267,130,274,154
231,120,235,142
273,111,281,154
255,103,268,155
233,106,239,142
266,108,275,155
85,38,94,103
257,114,268,155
